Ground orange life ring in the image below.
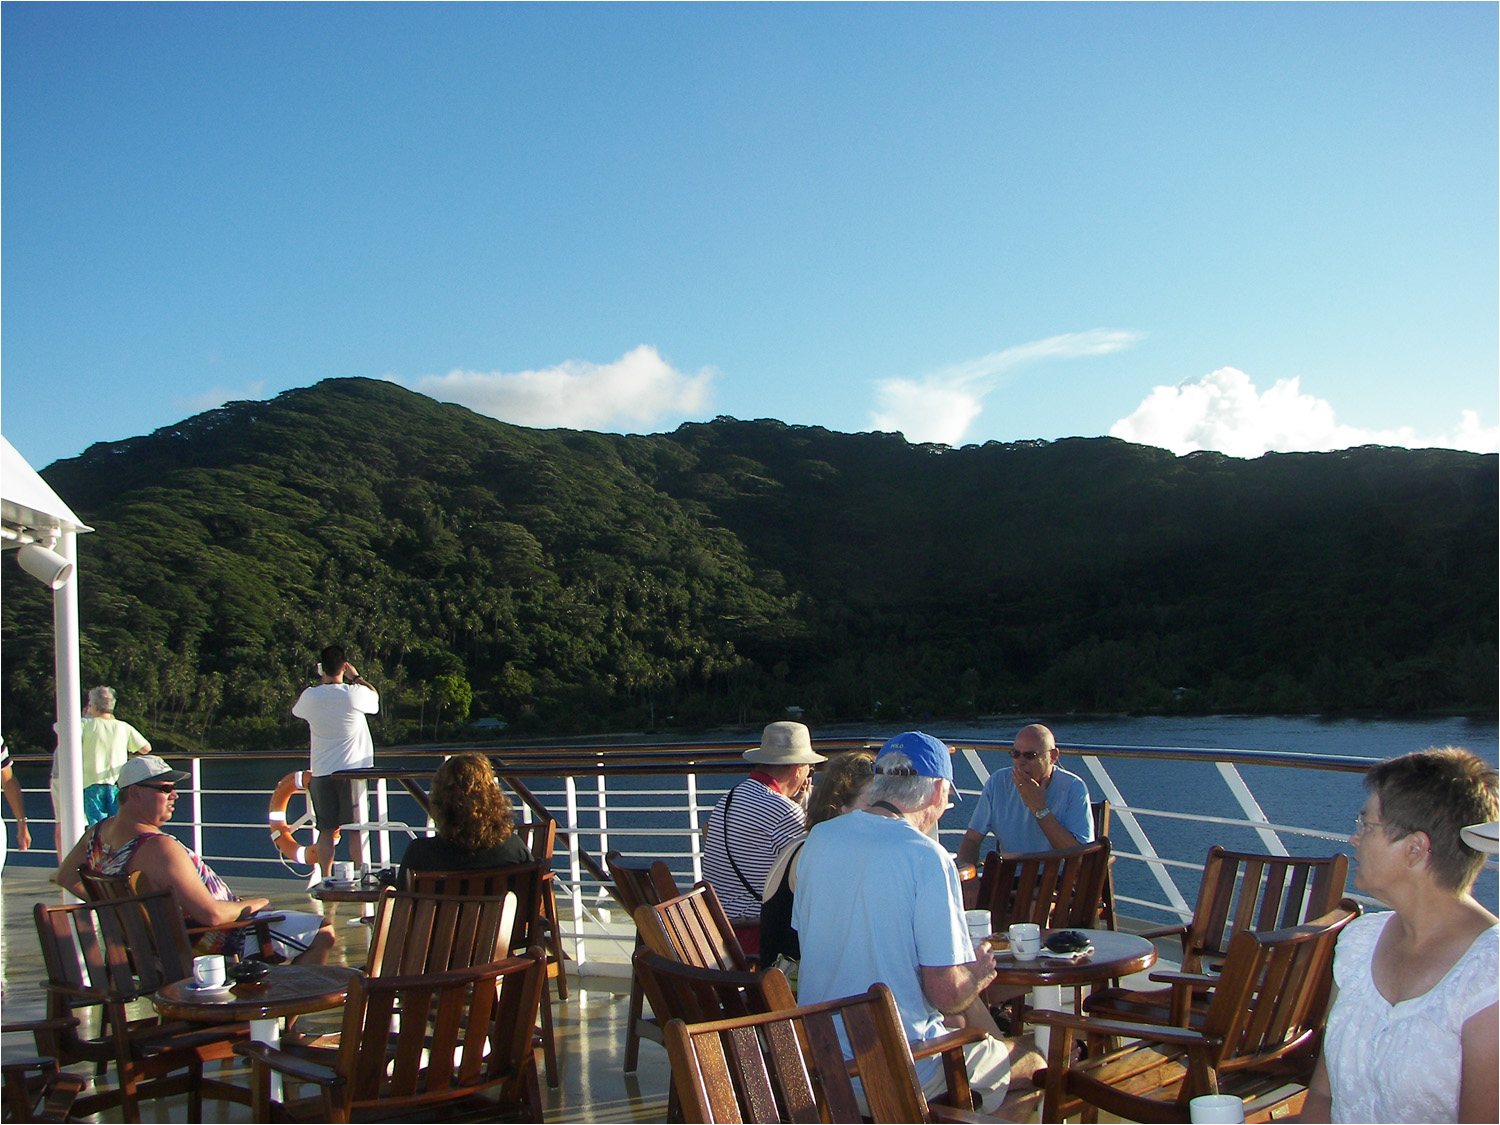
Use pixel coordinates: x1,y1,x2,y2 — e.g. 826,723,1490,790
268,770,328,865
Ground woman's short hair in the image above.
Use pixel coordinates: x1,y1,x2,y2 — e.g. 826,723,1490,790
88,686,116,712
429,753,515,855
807,750,875,829
1366,747,1498,892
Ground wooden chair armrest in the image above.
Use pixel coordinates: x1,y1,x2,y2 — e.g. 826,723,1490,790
1,1017,79,1037
909,1027,988,1062
42,981,112,1004
232,1041,345,1088
841,1028,987,1078
1027,1008,1212,1050
931,1106,1010,1123
186,912,286,937
1135,923,1189,940
1147,968,1219,987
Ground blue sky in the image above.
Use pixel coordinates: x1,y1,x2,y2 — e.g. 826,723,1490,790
3,2,1496,471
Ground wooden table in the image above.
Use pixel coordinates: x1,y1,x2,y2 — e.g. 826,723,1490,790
988,929,1156,1053
155,965,359,1102
308,880,383,905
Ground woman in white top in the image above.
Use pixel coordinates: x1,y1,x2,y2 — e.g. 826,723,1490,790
1301,746,1498,1124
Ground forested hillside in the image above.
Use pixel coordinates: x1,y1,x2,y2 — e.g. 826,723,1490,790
3,378,1494,754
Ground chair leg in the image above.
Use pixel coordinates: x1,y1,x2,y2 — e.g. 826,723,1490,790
542,881,569,1002
186,1058,203,1121
539,982,560,1088
624,968,646,1072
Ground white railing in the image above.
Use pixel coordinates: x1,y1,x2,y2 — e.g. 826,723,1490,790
9,739,1496,976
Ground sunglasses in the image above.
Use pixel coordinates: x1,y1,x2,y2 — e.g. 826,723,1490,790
137,782,177,794
1009,750,1044,761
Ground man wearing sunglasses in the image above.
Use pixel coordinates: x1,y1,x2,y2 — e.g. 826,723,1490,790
955,724,1093,869
54,755,335,963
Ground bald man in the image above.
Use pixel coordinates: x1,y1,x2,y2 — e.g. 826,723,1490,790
956,724,1093,869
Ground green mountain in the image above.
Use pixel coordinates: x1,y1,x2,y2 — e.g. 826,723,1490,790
3,378,1494,753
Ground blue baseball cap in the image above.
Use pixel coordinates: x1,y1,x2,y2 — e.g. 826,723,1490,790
875,731,955,788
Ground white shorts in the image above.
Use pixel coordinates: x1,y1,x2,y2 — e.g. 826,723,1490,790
265,910,327,960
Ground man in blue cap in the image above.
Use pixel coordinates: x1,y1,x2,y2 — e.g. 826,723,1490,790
793,731,1040,1110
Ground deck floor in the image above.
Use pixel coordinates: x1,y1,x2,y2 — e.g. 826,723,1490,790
1,866,671,1123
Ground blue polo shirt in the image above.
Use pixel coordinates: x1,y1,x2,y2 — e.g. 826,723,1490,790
966,765,1093,853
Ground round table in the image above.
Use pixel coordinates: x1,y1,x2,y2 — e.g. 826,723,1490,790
155,964,359,1024
989,928,1156,989
309,880,384,905
156,964,359,1102
987,929,1157,1054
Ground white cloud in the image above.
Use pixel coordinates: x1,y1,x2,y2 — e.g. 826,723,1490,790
408,345,714,431
177,381,267,415
1110,367,1500,457
871,329,1144,445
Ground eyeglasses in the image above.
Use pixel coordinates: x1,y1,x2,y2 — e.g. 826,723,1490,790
137,783,176,795
1009,750,1043,761
1353,812,1390,835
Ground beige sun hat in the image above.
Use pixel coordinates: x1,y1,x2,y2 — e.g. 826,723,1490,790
743,721,826,766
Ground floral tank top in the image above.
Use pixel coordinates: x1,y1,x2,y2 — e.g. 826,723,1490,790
83,825,244,956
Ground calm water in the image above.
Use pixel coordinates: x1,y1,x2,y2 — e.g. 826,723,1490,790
7,714,1496,919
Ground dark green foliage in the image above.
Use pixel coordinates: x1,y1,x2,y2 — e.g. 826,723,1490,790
2,378,1494,753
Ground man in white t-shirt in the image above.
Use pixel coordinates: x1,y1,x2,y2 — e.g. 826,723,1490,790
292,645,379,876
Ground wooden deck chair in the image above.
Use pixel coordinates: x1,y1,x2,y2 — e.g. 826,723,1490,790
364,889,517,976
407,860,560,1088
973,839,1112,1033
1036,902,1360,1124
234,951,547,1124
634,883,753,973
973,838,1112,932
1085,847,1349,1027
1,1018,86,1124
606,850,684,1072
512,817,569,1000
32,891,253,1123
662,982,1008,1124
77,867,284,962
633,950,798,1122
1091,799,1117,931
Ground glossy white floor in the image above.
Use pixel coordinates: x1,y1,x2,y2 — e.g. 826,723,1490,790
0,865,670,1124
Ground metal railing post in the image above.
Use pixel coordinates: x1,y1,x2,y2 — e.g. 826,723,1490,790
1216,762,1290,856
191,757,205,859
687,771,703,884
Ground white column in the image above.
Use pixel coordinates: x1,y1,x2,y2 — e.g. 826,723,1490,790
52,530,86,867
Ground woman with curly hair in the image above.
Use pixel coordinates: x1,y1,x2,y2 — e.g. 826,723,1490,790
398,753,531,888
759,749,876,966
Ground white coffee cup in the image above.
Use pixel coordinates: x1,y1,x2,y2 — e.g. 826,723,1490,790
193,954,227,989
965,910,992,947
1008,922,1042,961
1189,1094,1246,1123
332,861,355,882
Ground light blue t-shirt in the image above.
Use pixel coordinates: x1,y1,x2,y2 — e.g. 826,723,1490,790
793,810,972,1052
966,765,1094,854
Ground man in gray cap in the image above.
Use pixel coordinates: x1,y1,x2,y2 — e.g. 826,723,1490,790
53,755,335,964
702,721,826,956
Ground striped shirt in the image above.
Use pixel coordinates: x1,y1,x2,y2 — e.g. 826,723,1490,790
702,778,806,921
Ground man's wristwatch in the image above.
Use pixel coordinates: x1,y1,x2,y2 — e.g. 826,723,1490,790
1033,807,1050,821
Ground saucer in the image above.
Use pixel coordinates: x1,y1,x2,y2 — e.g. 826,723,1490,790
186,981,233,994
